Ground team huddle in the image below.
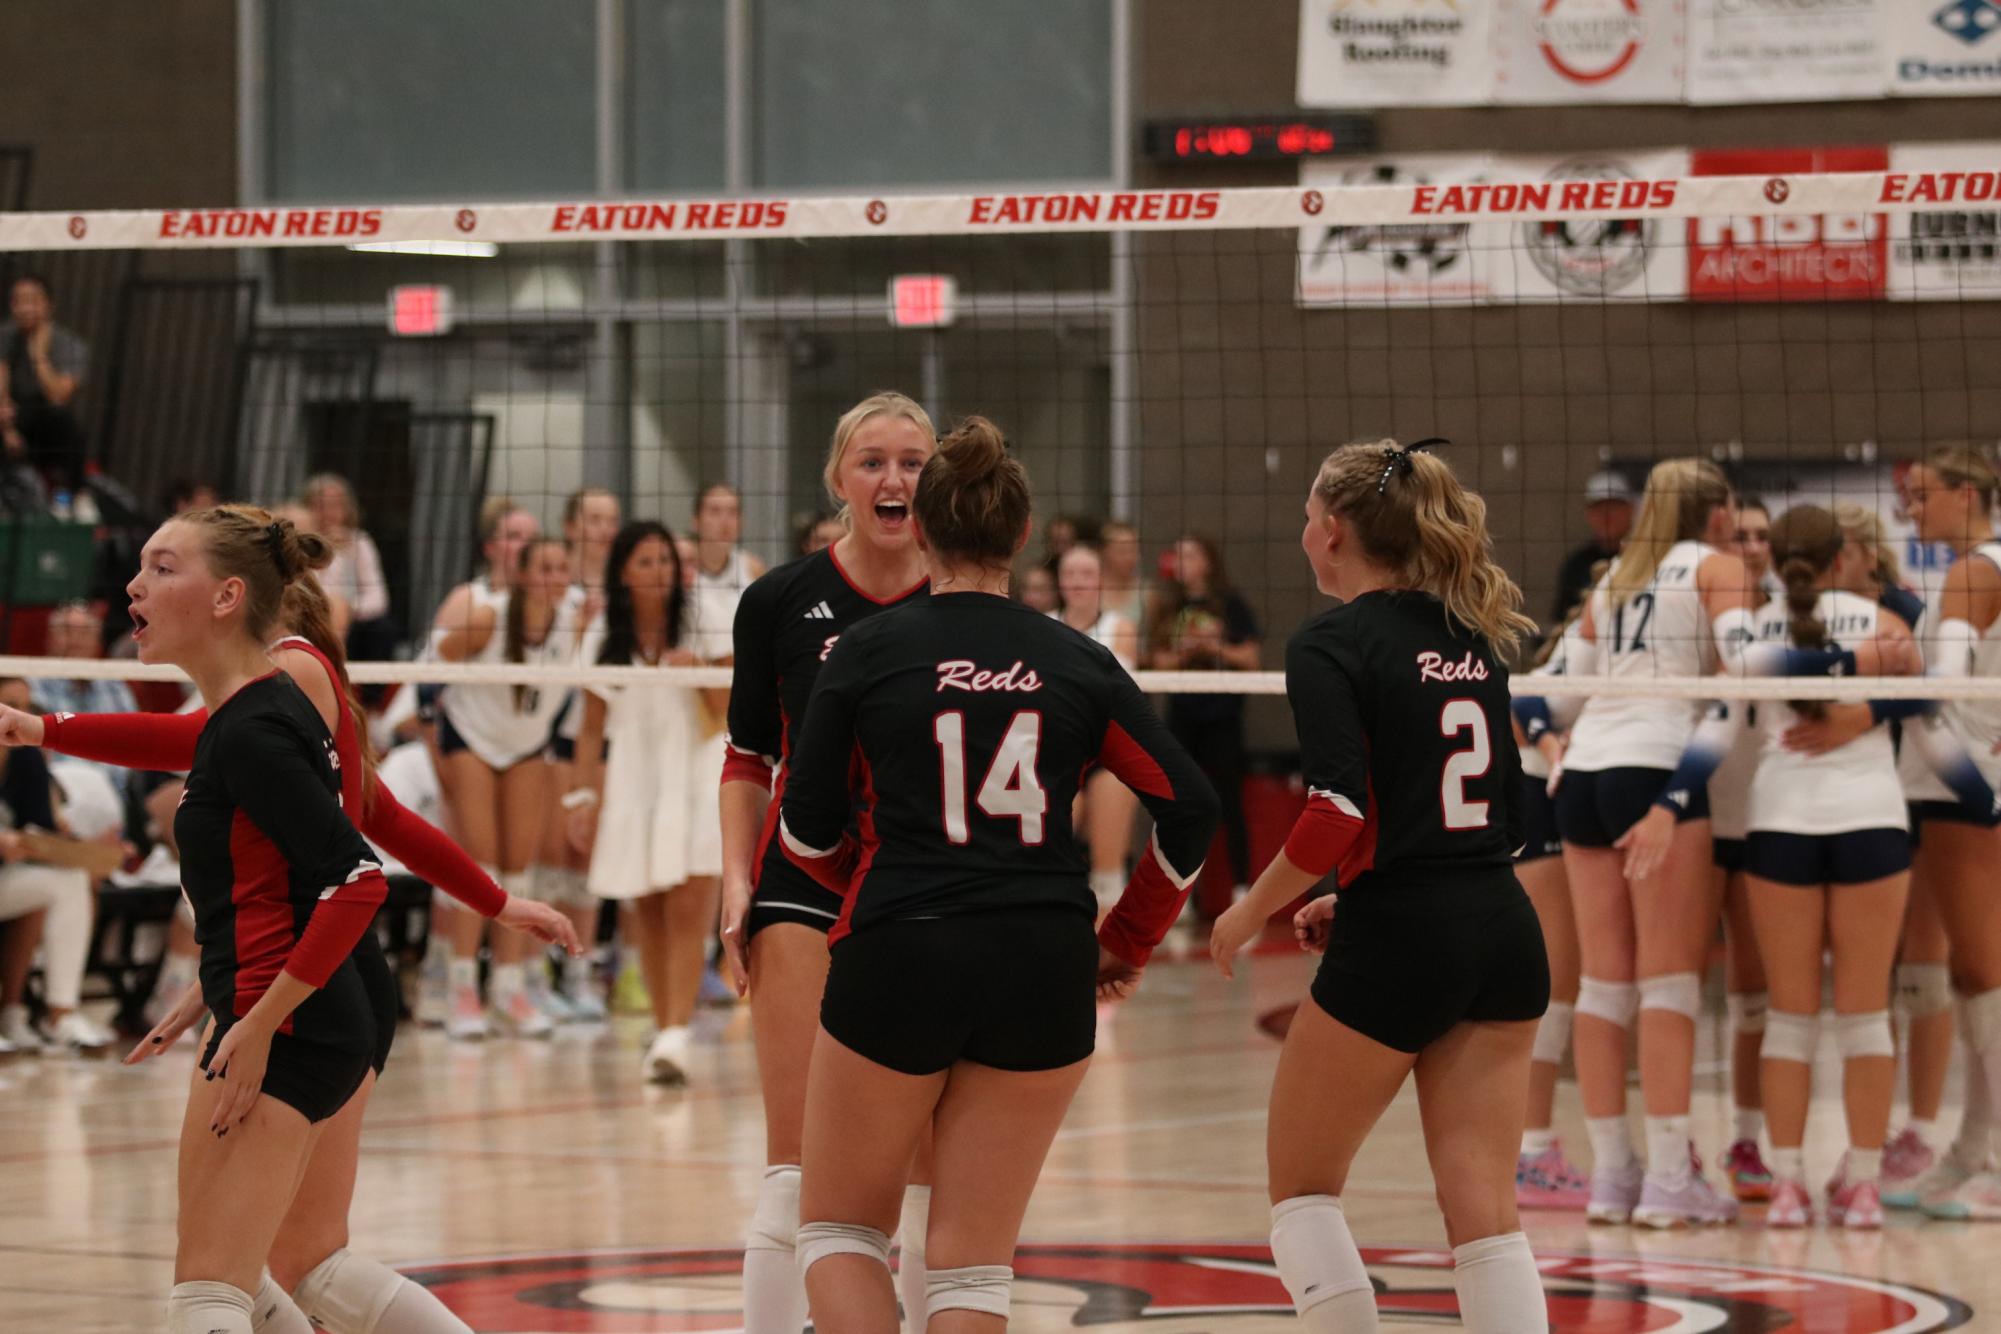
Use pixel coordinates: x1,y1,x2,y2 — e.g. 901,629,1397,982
33,393,2001,1334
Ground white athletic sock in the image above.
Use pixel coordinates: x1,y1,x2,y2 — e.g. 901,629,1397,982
447,957,477,992
251,1271,313,1333
743,1165,808,1334
489,962,526,1002
1269,1195,1377,1332
1644,1115,1691,1184
1909,1117,1940,1151
168,1280,254,1334
897,1184,931,1334
1585,1115,1635,1172
1950,1037,1993,1171
295,1247,470,1334
1846,1147,1883,1184
1519,1128,1555,1157
1769,1146,1805,1181
1450,1232,1547,1334
1733,1109,1763,1146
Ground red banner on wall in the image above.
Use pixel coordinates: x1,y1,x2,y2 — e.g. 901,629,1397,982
1687,146,1889,301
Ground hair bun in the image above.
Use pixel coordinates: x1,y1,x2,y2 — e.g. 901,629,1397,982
271,519,334,583
940,415,1008,477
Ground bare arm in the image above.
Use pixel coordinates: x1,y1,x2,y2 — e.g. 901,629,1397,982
431,587,496,661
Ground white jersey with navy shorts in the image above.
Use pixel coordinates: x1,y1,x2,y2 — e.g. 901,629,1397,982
1707,592,1772,862
436,592,582,770
1746,591,1911,887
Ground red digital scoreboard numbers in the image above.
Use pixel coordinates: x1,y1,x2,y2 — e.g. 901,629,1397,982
1142,113,1375,164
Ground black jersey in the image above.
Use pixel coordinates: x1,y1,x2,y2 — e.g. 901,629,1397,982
177,673,388,1036
724,546,928,903
1282,591,1523,892
778,592,1218,961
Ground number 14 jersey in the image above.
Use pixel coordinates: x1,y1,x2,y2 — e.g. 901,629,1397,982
1564,539,1717,774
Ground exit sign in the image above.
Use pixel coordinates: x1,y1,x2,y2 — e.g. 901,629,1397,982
888,274,956,328
388,285,453,336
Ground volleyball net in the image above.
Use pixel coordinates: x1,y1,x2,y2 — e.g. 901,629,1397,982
0,159,1994,715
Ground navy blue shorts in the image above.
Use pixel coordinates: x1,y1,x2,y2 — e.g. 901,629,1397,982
1714,837,1747,873
1910,796,2001,832
1516,774,1562,864
1557,767,1709,850
1745,828,1911,888
436,710,469,758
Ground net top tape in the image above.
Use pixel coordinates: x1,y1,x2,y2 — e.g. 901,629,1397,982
0,170,1975,252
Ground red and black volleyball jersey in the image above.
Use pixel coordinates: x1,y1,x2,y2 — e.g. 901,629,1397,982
174,673,388,1030
778,592,1219,964
723,545,928,899
1281,591,1523,893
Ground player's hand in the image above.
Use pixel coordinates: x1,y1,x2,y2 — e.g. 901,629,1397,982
1096,946,1140,1001
718,874,753,997
124,982,205,1064
497,895,582,955
204,1020,273,1136
1782,701,1873,757
1209,902,1260,979
1614,804,1677,883
0,704,45,748
1292,895,1336,954
1545,754,1565,800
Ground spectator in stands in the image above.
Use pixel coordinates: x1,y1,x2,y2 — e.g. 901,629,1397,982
1552,469,1635,623
0,676,112,1053
795,511,844,556
0,273,90,494
166,477,221,515
305,472,396,661
1040,512,1100,573
1100,518,1148,637
1018,563,1059,614
32,600,138,801
1149,534,1261,907
692,483,767,592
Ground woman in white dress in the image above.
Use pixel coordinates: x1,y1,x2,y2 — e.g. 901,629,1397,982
1054,542,1141,913
568,522,728,1085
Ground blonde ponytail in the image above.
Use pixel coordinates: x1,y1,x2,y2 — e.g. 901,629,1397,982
1832,501,1901,591
1603,458,1732,612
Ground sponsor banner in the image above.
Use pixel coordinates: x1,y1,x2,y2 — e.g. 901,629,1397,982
1688,146,1890,301
1886,142,2001,300
1480,150,1692,300
1494,0,1686,105
1298,157,1497,306
1686,0,1886,104
1296,0,1494,107
1888,0,2001,95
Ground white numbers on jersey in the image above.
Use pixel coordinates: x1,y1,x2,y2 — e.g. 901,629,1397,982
932,710,1048,846
1438,698,1492,830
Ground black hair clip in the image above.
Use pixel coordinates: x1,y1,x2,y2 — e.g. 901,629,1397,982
263,520,287,568
1377,438,1446,494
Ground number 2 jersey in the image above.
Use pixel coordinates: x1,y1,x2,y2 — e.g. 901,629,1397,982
776,591,1219,964
1280,590,1522,892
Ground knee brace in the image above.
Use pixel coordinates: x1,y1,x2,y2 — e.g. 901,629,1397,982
1269,1195,1373,1314
1639,972,1702,1022
1895,963,1953,1019
1531,1000,1573,1066
501,869,538,902
168,1280,254,1334
746,1165,802,1252
1725,990,1768,1035
795,1222,892,1277
1576,976,1638,1029
1836,1010,1894,1060
293,1249,409,1334
1762,1010,1819,1064
534,864,589,909
925,1265,1013,1321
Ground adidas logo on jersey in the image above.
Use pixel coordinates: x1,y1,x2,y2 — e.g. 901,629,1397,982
803,601,835,620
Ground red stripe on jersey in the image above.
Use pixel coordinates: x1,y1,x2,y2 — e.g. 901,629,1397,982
1097,721,1175,800
1097,838,1197,967
227,808,298,1033
752,766,788,887
829,744,881,945
828,544,928,606
722,746,775,789
1282,789,1370,880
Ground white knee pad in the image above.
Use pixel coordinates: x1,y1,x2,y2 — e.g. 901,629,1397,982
294,1248,408,1334
1638,972,1702,1021
536,864,590,909
1896,963,1953,1019
925,1265,1013,1321
168,1280,254,1334
1575,977,1638,1029
1269,1194,1374,1314
1762,1010,1819,1064
1531,1000,1573,1066
1725,990,1768,1034
746,1165,802,1252
251,1270,313,1334
1836,1010,1894,1060
500,868,538,902
795,1222,892,1277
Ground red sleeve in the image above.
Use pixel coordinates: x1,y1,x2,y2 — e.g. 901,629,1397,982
43,709,207,772
1281,788,1369,879
361,785,506,918
1097,834,1203,968
284,867,389,988
777,813,857,895
722,740,776,790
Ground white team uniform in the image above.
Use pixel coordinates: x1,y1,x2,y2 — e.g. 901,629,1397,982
1707,591,1773,844
1563,540,1718,774
1899,543,2001,803
695,547,759,596
436,590,583,769
1049,608,1137,671
1517,622,1588,783
1748,591,1906,836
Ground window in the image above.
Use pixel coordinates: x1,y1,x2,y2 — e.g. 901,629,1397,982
626,0,728,192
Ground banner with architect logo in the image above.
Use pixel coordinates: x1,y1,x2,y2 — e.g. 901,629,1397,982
1493,0,1685,104
1888,0,2001,96
1478,151,1691,300
1885,142,2001,299
1685,0,1886,103
1298,157,1496,305
1686,146,1889,300
1296,0,1493,106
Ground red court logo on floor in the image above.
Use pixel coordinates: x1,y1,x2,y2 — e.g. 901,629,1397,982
401,1240,1971,1332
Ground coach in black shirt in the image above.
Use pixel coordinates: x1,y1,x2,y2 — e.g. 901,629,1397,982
1551,469,1634,624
